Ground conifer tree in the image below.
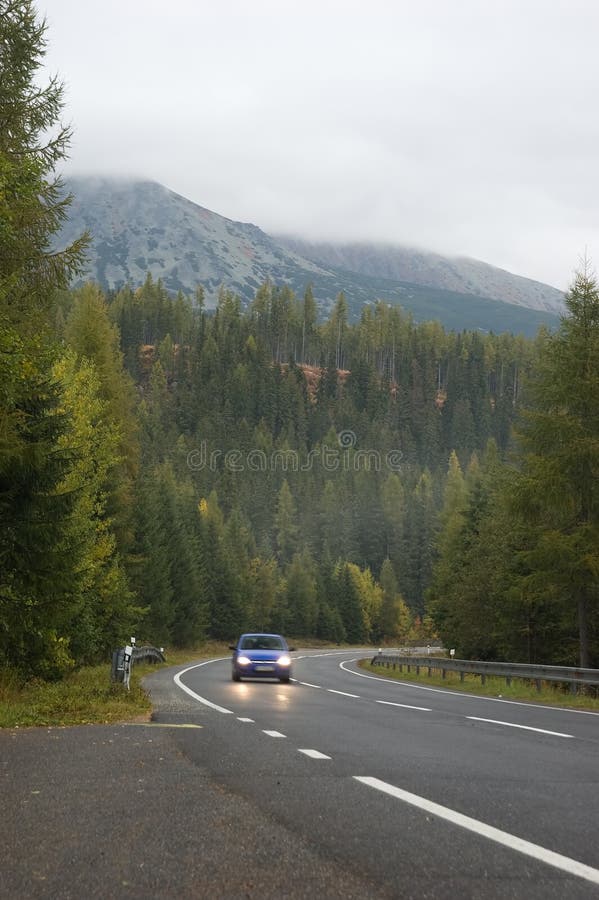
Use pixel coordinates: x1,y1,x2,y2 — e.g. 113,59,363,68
381,473,406,577
335,563,367,643
53,353,142,662
165,470,207,648
133,469,174,643
0,0,87,323
0,1,87,675
198,492,245,640
274,480,299,564
247,557,280,631
301,284,318,363
379,558,411,643
286,549,318,636
437,451,468,556
511,267,599,666
65,284,139,553
403,470,436,613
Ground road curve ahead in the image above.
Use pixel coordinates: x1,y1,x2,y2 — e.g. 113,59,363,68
150,649,599,899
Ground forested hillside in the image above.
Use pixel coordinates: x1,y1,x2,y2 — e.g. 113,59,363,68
104,278,534,645
59,176,561,338
1,1,597,682
32,272,597,673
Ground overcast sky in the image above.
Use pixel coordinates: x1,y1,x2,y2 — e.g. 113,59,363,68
41,0,599,290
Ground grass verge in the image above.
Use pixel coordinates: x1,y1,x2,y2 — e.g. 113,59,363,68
0,643,228,728
359,659,599,711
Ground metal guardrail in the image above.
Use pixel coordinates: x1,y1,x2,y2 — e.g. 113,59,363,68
389,645,444,656
371,653,599,694
111,644,165,688
132,645,166,664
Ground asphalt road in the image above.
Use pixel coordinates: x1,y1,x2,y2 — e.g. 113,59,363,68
2,650,598,898
153,650,599,898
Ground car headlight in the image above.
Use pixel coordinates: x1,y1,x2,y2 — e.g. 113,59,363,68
237,656,251,666
277,655,291,666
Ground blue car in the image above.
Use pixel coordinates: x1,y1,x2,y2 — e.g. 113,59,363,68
229,633,295,682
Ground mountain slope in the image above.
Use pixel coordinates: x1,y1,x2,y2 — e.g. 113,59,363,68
275,238,564,315
61,177,328,298
59,177,560,335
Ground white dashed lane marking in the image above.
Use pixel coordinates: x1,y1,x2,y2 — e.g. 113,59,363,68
298,749,332,760
376,700,431,712
327,689,360,698
262,730,286,738
237,717,254,723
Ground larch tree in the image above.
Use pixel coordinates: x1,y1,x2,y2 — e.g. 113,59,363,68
379,557,411,643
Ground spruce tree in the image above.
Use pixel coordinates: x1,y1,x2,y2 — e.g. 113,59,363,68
274,480,299,564
0,1,87,675
286,550,318,636
512,267,599,666
0,0,87,323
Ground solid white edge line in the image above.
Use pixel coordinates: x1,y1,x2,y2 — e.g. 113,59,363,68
467,717,573,738
376,700,432,712
173,659,234,714
354,776,599,886
262,730,286,738
338,659,599,717
328,688,360,698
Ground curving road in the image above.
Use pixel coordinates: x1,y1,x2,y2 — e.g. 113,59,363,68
145,649,599,898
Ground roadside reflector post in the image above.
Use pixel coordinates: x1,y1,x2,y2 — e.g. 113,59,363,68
123,644,133,691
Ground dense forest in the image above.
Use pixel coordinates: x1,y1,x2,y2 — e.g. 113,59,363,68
1,1,598,679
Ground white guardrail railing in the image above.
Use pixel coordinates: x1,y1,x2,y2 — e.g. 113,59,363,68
371,652,599,694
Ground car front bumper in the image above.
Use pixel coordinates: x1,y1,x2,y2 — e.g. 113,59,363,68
234,662,291,678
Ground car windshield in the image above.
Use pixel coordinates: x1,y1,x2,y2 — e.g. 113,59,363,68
240,635,285,650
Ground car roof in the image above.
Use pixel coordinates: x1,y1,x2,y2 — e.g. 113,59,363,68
239,632,285,639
